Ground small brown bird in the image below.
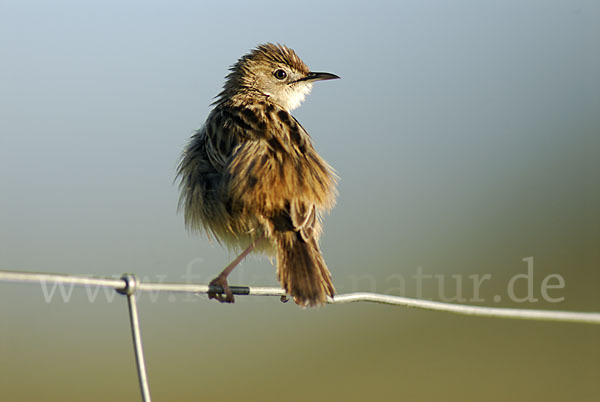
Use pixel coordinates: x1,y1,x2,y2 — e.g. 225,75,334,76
177,43,339,307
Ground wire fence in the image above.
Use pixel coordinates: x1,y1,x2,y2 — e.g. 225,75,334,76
1,269,599,402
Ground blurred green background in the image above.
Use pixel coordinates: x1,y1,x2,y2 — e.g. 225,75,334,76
1,1,599,401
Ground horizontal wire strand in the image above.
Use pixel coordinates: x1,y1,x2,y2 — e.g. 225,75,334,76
1,270,599,324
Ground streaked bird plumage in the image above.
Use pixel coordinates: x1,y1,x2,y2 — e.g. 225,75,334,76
177,43,339,306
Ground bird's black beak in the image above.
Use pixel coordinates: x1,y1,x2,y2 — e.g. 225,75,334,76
297,71,340,83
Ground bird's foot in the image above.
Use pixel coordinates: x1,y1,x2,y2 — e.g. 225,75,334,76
208,275,234,303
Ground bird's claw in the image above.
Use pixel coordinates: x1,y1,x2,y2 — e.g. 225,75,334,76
208,276,235,303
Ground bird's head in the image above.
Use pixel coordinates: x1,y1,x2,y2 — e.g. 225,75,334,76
218,43,339,111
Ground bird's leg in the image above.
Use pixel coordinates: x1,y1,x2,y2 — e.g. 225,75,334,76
208,238,260,303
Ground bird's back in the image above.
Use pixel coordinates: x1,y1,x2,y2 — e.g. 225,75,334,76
177,100,336,250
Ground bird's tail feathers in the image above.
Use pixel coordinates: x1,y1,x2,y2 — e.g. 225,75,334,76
275,232,334,307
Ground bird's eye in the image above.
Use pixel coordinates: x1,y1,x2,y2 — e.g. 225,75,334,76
273,69,287,80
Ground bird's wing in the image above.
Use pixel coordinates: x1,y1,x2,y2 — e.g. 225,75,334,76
270,200,319,241
221,106,335,238
225,106,336,209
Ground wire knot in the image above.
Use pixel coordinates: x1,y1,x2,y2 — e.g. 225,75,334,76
118,273,139,296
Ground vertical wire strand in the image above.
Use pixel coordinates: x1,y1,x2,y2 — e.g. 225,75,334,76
127,293,151,402
119,274,152,402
